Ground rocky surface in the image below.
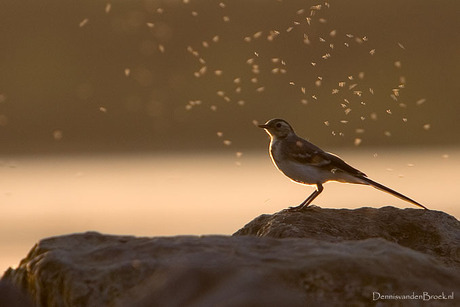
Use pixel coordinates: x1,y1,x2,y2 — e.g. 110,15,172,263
2,206,459,307
0,280,33,307
235,206,460,270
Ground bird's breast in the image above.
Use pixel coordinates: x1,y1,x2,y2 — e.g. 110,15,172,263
269,140,328,185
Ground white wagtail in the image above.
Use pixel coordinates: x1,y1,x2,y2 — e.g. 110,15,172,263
258,118,428,211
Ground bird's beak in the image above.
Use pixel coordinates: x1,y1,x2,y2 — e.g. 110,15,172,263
258,124,269,129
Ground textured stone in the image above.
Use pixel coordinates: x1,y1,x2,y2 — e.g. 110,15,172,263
2,206,459,307
234,206,460,269
0,280,33,307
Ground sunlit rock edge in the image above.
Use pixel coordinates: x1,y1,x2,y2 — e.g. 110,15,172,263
1,206,459,307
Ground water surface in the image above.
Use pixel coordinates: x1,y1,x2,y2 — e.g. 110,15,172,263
1,148,458,274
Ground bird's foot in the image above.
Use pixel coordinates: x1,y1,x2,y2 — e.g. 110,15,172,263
287,204,310,212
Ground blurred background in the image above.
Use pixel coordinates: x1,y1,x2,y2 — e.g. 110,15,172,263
0,0,459,274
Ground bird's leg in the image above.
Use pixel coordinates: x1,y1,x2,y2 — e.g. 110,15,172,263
288,184,324,211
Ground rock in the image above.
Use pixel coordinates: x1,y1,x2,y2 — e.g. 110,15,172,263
2,207,459,307
234,206,460,270
0,280,34,307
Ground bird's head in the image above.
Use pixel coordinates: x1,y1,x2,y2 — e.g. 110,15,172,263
258,118,295,139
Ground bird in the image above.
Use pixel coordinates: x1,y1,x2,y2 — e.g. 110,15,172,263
258,118,428,211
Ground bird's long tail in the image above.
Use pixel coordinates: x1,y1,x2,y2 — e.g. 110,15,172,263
359,176,428,210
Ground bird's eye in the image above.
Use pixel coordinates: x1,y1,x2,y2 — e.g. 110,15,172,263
275,123,282,128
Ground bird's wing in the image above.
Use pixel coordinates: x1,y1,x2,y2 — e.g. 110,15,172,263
287,137,366,177
286,137,326,164
290,150,329,166
320,151,367,177
286,137,330,167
